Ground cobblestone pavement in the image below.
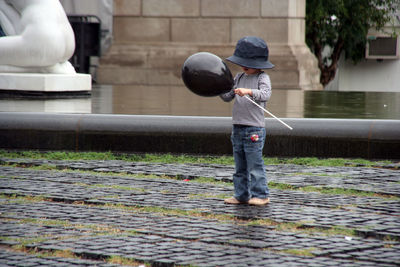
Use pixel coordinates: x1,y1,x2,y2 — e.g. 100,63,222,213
0,157,399,266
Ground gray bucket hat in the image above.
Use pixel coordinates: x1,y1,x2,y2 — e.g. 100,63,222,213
226,36,274,69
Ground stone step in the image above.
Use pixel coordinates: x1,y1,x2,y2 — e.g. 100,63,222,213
97,43,322,90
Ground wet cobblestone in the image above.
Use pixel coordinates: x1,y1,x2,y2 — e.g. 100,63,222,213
0,158,399,266
0,249,122,267
2,158,400,196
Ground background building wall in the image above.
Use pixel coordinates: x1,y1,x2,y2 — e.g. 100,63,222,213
112,0,305,45
326,15,400,92
98,0,322,90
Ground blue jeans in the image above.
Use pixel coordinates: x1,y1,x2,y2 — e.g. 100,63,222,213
231,125,269,202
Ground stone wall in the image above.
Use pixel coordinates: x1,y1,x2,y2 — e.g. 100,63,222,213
98,0,322,90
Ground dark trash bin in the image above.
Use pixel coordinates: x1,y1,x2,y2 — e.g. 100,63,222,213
68,15,101,74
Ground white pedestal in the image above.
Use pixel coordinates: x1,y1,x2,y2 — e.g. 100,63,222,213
0,73,92,92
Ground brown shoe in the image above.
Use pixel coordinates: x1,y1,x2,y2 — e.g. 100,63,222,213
224,197,247,204
248,197,270,206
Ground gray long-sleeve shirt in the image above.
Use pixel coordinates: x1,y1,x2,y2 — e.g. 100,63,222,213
220,71,271,127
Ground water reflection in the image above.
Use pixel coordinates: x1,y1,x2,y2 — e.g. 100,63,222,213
303,91,400,119
1,84,400,120
102,85,233,116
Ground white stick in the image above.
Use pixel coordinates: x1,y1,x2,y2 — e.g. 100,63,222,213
244,95,293,130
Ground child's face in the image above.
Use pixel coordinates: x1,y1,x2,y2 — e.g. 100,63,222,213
241,66,261,75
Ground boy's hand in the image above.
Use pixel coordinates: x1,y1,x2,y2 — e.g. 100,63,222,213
234,88,252,97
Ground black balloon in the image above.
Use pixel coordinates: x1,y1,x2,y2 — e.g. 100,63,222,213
181,52,233,97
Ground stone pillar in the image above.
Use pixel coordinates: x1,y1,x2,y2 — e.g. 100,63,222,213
97,0,322,90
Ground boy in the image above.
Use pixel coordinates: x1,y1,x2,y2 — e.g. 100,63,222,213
220,36,274,206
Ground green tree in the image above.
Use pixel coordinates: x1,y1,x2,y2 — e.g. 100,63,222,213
306,0,400,87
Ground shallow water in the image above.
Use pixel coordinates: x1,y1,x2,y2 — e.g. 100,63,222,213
1,84,399,120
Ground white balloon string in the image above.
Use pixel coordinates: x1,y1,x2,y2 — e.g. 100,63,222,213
244,96,293,130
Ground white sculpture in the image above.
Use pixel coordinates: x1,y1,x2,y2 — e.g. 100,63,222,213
0,0,76,74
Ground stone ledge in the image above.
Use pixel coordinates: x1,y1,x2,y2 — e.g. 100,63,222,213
0,112,399,159
0,73,92,92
